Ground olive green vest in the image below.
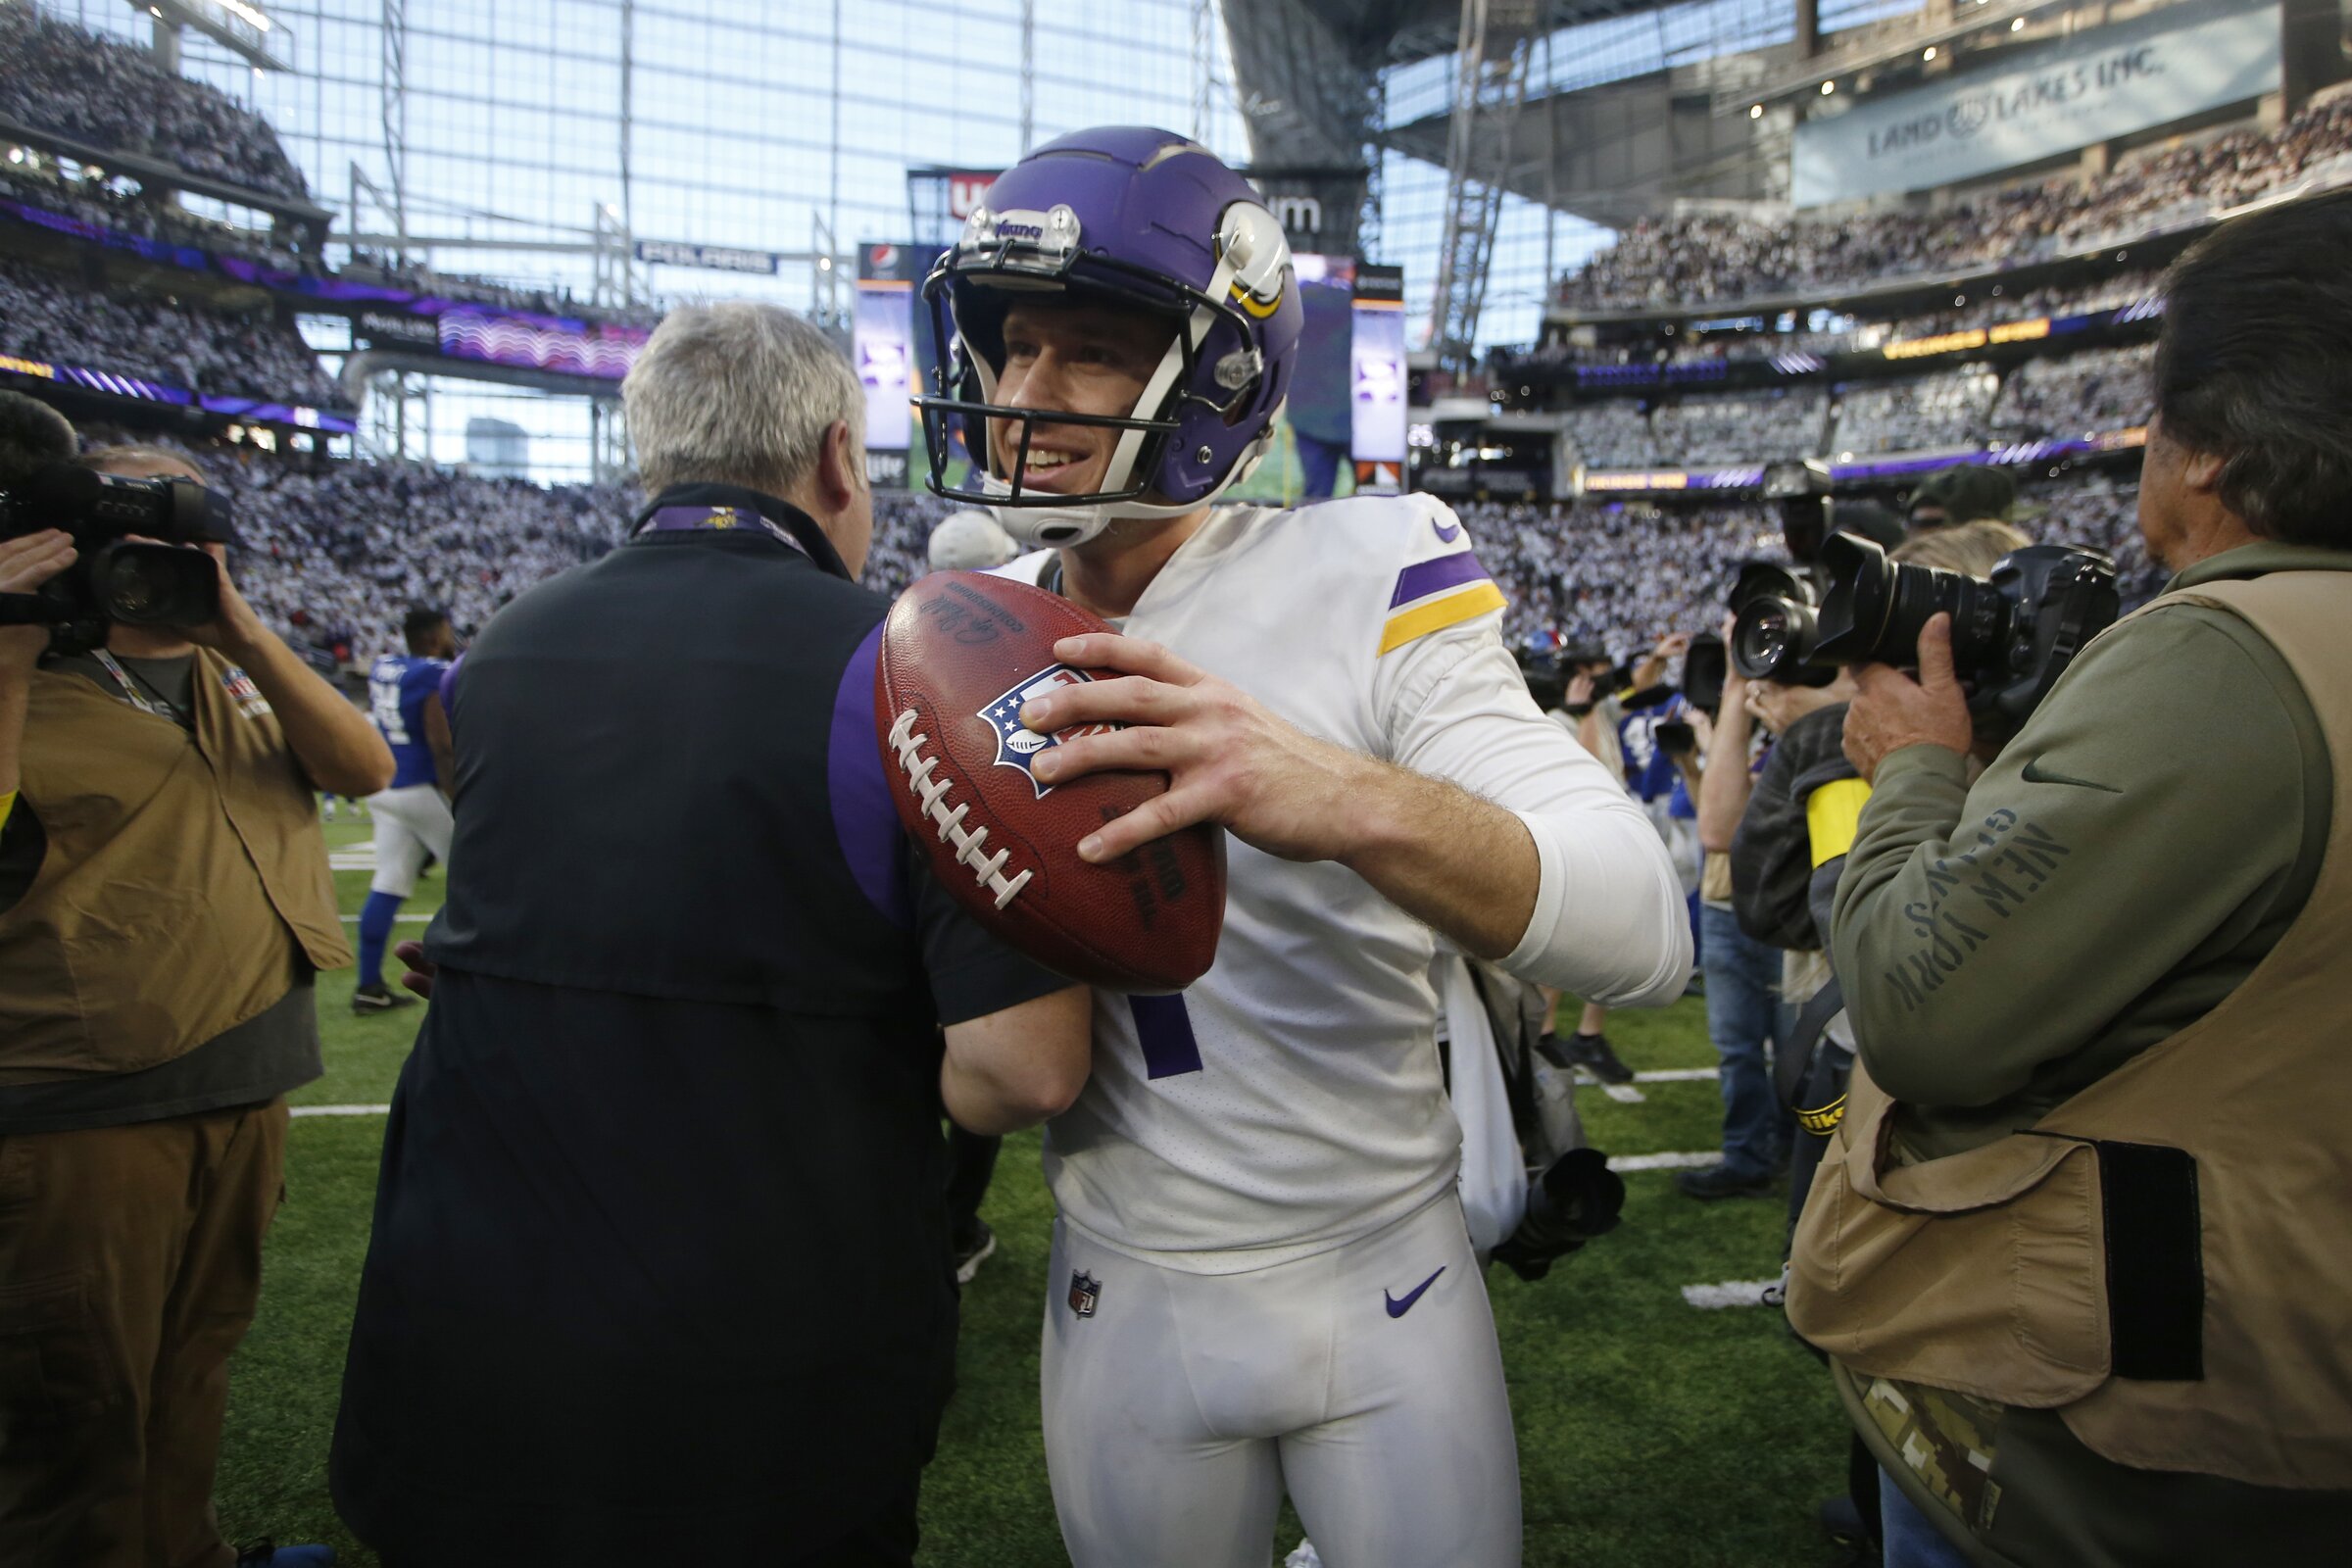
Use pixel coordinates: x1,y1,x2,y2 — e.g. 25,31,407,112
0,649,350,1082
1788,571,2352,1490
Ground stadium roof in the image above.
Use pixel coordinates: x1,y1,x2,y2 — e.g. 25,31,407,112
1274,0,1693,67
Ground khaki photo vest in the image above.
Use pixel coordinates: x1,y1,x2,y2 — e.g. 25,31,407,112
0,648,350,1083
1787,571,2352,1490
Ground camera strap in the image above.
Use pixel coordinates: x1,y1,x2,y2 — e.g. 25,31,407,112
90,649,187,724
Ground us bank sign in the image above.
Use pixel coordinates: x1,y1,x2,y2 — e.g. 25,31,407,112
1791,0,2281,207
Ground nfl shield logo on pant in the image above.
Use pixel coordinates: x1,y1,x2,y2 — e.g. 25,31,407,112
1068,1270,1101,1319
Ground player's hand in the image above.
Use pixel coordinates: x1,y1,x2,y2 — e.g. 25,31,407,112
1565,670,1595,706
1842,613,1974,781
0,530,75,678
392,939,437,1000
1652,631,1692,660
1018,633,1375,864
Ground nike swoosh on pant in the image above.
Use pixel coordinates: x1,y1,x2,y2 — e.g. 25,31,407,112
2020,757,2122,793
1384,1266,1446,1319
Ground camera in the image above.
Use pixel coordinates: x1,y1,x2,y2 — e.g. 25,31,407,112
1730,529,2120,733
0,463,226,654
1490,1147,1626,1283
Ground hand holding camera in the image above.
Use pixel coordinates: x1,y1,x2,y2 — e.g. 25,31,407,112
0,528,77,677
1841,612,1977,781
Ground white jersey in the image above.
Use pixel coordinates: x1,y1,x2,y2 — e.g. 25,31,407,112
1004,495,1686,1272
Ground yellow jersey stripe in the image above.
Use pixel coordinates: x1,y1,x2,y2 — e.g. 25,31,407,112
1806,776,1874,867
1377,582,1508,656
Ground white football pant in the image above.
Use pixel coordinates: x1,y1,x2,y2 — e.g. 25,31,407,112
1042,1191,1522,1568
366,782,454,899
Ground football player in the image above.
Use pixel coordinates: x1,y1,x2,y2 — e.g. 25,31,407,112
917,128,1691,1568
354,607,456,1013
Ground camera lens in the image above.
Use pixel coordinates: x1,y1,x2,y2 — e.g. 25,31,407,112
1730,594,1818,681
92,542,220,627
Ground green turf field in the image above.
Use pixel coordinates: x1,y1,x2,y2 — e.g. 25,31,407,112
214,813,1852,1565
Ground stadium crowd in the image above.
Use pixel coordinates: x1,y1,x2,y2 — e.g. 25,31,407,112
1829,365,2001,457
1554,92,2352,311
1993,342,2158,442
0,4,310,200
0,254,346,408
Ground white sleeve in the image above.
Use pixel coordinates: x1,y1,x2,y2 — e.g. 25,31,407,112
1374,619,1693,1007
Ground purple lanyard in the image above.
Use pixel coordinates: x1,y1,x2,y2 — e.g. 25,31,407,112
639,505,808,557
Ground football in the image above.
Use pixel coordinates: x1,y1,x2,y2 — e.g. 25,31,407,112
873,569,1226,992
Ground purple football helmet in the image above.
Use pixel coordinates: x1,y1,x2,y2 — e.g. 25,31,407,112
916,126,1303,547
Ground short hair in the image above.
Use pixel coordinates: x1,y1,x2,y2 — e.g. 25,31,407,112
0,390,76,487
622,302,863,500
83,443,202,483
403,607,450,652
2153,191,2352,547
1891,519,2032,576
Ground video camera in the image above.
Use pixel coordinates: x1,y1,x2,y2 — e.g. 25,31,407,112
1729,529,2120,735
0,463,227,654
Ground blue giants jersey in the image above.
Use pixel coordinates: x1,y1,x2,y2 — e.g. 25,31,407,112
369,654,452,788
1617,691,1690,804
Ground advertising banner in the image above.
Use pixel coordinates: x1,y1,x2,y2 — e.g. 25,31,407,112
1791,0,2280,207
855,243,916,455
1350,264,1407,488
631,239,782,275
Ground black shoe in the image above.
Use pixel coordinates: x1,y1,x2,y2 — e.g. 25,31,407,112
351,982,416,1015
1673,1162,1774,1200
1565,1032,1635,1085
951,1218,997,1286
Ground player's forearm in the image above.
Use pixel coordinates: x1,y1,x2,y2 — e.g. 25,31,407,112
940,984,1094,1134
222,624,393,797
1340,764,1539,963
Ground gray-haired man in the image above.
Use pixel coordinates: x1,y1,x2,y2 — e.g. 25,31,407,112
329,303,1091,1567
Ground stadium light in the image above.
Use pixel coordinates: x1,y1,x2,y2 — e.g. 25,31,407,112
1924,46,1936,61
2012,17,2025,28
1821,80,1836,95
1749,104,1763,119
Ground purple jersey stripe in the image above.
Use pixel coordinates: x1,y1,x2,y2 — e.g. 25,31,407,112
828,620,912,930
1388,549,1490,611
1128,993,1203,1079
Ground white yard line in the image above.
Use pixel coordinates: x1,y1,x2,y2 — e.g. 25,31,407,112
1635,1066,1719,1083
290,1103,392,1117
1605,1150,1719,1173
1681,1278,1787,1310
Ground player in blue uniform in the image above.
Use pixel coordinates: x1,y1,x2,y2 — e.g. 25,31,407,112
354,609,457,1012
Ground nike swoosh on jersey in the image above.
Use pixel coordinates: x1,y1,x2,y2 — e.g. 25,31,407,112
2020,756,2122,793
1384,1266,1446,1319
1433,519,1462,542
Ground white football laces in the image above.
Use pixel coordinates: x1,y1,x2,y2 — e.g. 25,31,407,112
887,708,1035,911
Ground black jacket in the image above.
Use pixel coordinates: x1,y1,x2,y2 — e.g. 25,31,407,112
1731,702,1857,951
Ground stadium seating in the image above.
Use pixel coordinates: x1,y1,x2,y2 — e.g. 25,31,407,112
1992,343,2157,442
0,254,347,409
1830,366,2002,456
1652,389,1827,464
0,5,309,200
1554,95,2352,312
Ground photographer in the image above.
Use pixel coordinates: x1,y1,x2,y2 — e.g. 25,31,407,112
1790,196,2352,1565
0,416,391,1566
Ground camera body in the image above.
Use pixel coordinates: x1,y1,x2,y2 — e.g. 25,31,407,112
1731,529,2120,735
0,463,226,654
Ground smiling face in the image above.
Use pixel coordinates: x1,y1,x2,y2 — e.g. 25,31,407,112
986,296,1178,498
